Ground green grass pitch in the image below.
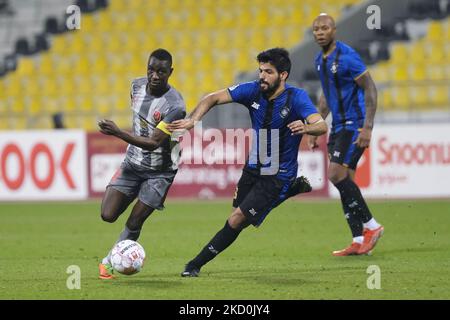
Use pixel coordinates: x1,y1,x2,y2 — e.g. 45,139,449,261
0,199,449,299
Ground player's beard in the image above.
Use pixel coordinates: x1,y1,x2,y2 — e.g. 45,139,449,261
260,76,281,96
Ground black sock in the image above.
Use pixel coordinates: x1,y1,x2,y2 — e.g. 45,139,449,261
334,177,373,237
189,221,242,269
117,226,141,242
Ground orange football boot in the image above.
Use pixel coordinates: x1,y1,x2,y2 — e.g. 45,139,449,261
332,242,362,256
99,263,115,279
358,226,384,255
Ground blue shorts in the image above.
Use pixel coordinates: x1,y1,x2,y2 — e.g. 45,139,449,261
327,129,365,170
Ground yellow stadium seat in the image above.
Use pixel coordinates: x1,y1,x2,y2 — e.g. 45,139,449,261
11,98,25,114
81,116,97,132
1,0,364,130
94,97,110,117
427,41,446,63
42,97,59,114
409,64,426,81
392,87,410,110
23,97,37,115
64,115,78,129
4,75,21,97
427,21,443,42
16,58,34,76
371,64,389,83
429,85,449,106
78,95,94,112
379,89,393,110
10,116,27,130
390,44,409,64
0,118,8,130
28,79,41,98
427,64,446,81
35,53,53,75
409,41,427,63
409,86,429,108
391,65,408,81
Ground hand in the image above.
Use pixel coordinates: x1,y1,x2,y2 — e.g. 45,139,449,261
287,120,308,135
166,118,195,132
307,135,319,150
98,119,121,136
354,127,372,148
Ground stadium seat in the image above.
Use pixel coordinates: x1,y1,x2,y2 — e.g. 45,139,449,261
4,0,440,130
372,17,449,111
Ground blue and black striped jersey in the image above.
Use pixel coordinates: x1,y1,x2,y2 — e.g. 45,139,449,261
315,41,368,132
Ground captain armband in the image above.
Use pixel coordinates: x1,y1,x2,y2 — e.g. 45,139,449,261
156,121,171,135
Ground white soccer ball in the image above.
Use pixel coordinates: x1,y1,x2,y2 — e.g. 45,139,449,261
110,240,146,275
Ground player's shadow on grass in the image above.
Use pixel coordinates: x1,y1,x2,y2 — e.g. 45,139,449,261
115,278,183,289
380,246,445,255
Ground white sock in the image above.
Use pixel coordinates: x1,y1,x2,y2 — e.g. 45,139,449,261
101,250,111,265
353,236,364,244
363,218,381,230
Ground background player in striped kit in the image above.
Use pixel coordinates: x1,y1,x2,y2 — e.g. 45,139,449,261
310,14,384,256
97,49,186,279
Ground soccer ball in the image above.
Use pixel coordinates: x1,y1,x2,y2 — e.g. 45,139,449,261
110,240,146,275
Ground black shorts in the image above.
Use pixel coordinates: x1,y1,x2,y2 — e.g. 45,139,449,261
232,167,291,227
327,129,365,170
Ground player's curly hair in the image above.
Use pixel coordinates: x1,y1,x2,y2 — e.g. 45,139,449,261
257,47,291,79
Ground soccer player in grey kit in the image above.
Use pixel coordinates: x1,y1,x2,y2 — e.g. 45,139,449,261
97,49,186,279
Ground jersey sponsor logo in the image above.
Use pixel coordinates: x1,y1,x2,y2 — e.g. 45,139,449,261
331,62,338,74
346,121,354,125
251,102,260,110
153,111,161,123
249,208,257,216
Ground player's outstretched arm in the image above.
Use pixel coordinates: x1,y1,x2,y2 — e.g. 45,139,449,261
287,113,328,137
167,89,233,131
98,119,168,151
355,72,377,148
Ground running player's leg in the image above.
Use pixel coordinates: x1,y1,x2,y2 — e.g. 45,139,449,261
182,207,249,277
120,200,155,242
118,172,176,242
99,162,140,278
346,168,384,254
328,130,382,255
181,168,257,277
182,171,288,277
100,187,135,223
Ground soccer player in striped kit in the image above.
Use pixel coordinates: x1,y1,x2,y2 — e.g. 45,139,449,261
169,48,327,277
311,14,384,256
97,49,186,279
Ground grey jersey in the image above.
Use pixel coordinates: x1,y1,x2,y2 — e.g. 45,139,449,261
126,77,186,171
